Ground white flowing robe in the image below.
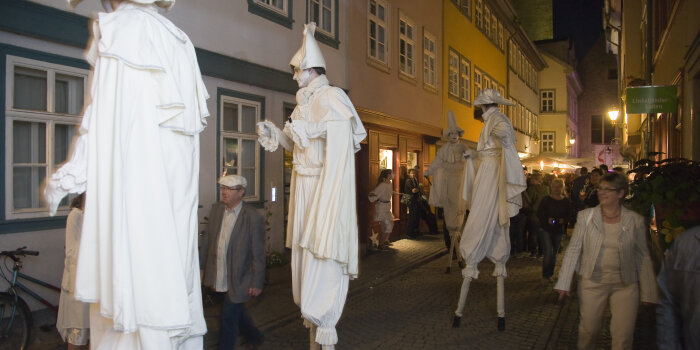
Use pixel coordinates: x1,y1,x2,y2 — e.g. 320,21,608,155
57,208,90,345
257,75,365,346
459,108,526,279
426,141,469,232
44,3,209,349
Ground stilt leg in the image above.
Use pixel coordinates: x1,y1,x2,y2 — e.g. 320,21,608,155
445,230,458,273
455,231,465,269
309,325,320,350
452,276,472,327
497,275,505,331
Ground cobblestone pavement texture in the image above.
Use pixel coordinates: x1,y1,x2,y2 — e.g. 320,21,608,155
28,233,657,350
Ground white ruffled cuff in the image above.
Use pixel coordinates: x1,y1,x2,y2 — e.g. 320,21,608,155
285,120,310,150
256,120,280,152
491,263,508,278
315,327,338,346
461,264,480,279
44,134,88,216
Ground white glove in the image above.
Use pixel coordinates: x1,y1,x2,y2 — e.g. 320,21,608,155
463,149,475,159
256,120,275,138
256,120,281,151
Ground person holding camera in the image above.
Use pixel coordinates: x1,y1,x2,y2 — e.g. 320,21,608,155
537,178,573,283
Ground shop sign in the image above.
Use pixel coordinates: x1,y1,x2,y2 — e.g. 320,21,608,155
626,86,677,114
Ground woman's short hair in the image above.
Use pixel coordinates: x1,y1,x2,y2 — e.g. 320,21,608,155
379,169,393,183
601,173,629,197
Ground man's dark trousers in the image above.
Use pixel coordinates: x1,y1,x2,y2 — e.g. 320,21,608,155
219,295,262,349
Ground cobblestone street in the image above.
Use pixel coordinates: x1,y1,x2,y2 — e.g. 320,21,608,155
29,234,657,350
255,236,657,349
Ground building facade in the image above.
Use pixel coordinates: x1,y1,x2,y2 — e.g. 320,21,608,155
535,39,582,165
577,34,622,169
607,0,700,162
0,0,350,308
347,0,443,245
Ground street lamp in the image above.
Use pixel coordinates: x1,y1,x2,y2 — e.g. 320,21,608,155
608,108,625,127
566,138,575,151
608,109,619,122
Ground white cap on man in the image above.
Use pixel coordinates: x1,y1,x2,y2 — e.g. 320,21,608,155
218,175,247,188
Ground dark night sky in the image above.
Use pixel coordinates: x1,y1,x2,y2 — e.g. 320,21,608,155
553,0,604,61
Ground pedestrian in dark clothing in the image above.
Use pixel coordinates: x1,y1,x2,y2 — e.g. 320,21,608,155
537,179,573,282
525,172,549,257
571,167,588,221
405,168,437,237
582,168,603,209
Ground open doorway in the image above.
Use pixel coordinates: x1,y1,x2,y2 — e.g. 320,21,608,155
379,148,395,216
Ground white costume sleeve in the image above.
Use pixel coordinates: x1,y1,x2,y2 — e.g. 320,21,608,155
461,155,476,210
44,133,88,216
256,120,293,151
284,119,327,151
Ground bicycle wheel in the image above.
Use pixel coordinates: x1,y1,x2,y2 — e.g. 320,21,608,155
0,292,32,350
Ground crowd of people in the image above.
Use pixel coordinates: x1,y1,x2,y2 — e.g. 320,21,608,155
368,156,698,349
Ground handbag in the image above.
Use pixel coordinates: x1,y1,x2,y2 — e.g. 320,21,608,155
400,193,411,205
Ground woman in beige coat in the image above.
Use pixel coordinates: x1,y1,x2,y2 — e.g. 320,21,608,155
555,173,657,349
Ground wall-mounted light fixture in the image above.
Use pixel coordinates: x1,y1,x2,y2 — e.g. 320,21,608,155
608,108,625,127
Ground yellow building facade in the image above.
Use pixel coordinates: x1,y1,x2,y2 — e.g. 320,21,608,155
442,0,508,144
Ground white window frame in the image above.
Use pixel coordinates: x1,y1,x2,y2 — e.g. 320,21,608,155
309,0,335,38
454,0,471,18
448,49,460,98
498,22,505,50
368,0,389,66
491,13,498,43
219,95,261,201
508,98,517,123
541,89,555,112
475,0,483,30
483,6,491,38
254,0,288,16
541,132,555,153
474,68,483,98
423,30,437,89
5,55,88,219
459,56,470,103
497,84,506,113
398,12,416,78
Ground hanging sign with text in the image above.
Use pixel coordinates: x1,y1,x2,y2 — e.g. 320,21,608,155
625,86,677,114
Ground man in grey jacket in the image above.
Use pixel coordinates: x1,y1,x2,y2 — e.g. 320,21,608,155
200,175,266,349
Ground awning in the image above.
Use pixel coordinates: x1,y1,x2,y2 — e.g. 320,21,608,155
520,153,594,171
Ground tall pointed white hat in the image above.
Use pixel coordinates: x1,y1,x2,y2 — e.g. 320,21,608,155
443,110,464,138
68,0,175,10
289,22,327,70
473,88,515,106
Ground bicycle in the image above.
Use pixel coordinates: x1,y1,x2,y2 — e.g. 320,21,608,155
0,247,61,350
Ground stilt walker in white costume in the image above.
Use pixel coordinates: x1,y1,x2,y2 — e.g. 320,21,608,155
452,89,526,331
425,111,469,273
45,0,209,348
256,23,366,350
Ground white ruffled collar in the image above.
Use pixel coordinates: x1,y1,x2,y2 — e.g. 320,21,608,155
296,75,330,105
